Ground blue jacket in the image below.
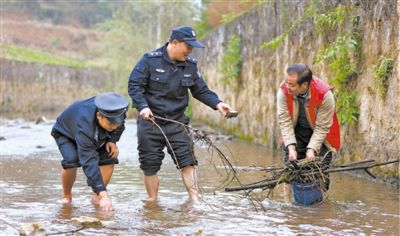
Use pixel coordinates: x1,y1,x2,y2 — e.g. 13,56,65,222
52,97,125,193
128,43,222,121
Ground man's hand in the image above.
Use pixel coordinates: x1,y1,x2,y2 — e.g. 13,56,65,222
306,148,316,159
98,191,113,211
216,102,232,117
288,144,297,161
106,142,119,158
140,108,153,120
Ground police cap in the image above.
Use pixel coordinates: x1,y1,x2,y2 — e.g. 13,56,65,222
94,92,129,125
170,26,205,48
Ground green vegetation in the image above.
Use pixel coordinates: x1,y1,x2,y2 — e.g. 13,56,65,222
335,91,360,125
260,34,286,50
261,3,351,50
96,1,198,93
4,44,88,68
314,5,349,33
313,5,361,125
221,13,240,23
261,2,362,125
372,56,394,99
2,0,118,27
3,1,201,92
314,35,359,87
195,10,213,39
260,1,318,50
220,6,256,24
219,34,242,89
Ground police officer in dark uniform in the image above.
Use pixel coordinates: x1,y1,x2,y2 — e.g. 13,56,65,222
51,92,129,211
128,26,232,202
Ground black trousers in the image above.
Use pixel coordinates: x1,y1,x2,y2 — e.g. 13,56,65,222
137,117,197,176
52,131,119,169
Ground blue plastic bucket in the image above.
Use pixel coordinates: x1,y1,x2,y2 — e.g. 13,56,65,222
291,181,323,205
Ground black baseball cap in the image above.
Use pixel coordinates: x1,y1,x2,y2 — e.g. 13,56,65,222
170,26,205,48
94,92,129,125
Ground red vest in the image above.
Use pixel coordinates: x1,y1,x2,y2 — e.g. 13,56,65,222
280,76,341,150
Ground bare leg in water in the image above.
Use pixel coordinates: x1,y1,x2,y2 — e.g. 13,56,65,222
144,165,199,202
144,174,159,201
60,164,115,204
61,167,77,204
181,165,199,202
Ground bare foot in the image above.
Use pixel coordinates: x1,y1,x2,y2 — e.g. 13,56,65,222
145,197,157,202
190,195,199,203
61,196,72,204
91,193,100,205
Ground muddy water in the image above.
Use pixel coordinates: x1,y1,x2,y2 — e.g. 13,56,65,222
0,120,399,235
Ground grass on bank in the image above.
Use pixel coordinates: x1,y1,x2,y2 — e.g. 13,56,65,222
2,44,103,68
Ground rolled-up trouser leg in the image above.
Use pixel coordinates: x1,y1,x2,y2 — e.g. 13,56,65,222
164,122,197,169
137,117,198,175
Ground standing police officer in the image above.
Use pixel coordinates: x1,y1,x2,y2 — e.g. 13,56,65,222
128,26,232,202
51,92,129,211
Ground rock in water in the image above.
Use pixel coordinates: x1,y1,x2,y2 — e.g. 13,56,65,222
35,116,47,124
19,222,46,236
71,216,103,227
195,227,204,235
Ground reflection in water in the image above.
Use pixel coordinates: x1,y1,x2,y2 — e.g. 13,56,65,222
1,121,399,235
57,204,75,220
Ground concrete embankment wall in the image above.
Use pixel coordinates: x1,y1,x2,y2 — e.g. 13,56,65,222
192,0,399,180
0,59,113,119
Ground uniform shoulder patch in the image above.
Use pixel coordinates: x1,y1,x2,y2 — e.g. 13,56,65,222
187,56,197,64
148,51,163,58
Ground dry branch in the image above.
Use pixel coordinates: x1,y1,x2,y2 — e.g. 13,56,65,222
225,159,399,192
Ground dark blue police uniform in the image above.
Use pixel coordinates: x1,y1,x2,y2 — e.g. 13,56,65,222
51,93,128,193
128,27,222,176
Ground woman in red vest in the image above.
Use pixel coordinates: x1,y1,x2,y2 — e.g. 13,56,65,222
277,63,340,190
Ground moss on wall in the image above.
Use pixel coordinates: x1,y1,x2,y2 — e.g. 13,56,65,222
193,0,399,181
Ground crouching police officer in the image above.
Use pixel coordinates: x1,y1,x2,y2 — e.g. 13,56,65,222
51,92,129,211
128,26,233,202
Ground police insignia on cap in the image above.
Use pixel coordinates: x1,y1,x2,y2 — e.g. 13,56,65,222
170,26,205,48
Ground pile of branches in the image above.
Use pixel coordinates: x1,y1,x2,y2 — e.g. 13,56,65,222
225,158,399,192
